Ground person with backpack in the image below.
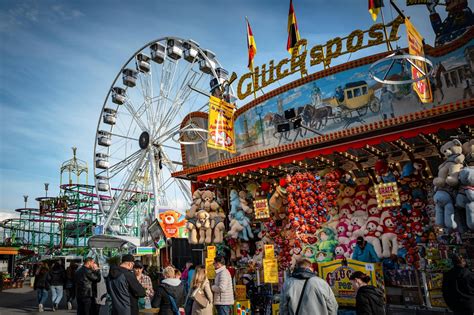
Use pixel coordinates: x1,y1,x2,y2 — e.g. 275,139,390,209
280,258,338,315
34,265,50,313
152,266,186,315
48,261,66,311
107,254,146,315
349,271,386,315
65,263,78,310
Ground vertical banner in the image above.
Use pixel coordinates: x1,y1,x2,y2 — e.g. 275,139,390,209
207,246,216,260
263,258,279,283
405,18,433,103
205,258,216,280
207,96,236,153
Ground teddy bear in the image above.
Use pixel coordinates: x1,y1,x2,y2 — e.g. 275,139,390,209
290,246,303,269
159,211,186,238
458,167,474,230
336,221,351,244
239,191,253,214
364,220,383,258
433,139,465,187
235,210,254,241
347,239,358,257
334,244,350,260
201,190,217,212
186,218,199,244
354,175,370,199
187,190,203,219
228,216,244,239
408,209,424,236
353,195,368,215
338,185,356,207
367,203,382,223
229,189,240,219
348,212,367,239
339,203,355,220
434,186,457,229
269,185,287,215
462,139,474,166
379,215,399,257
195,210,212,244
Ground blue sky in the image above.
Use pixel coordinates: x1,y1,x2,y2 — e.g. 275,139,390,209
0,0,446,219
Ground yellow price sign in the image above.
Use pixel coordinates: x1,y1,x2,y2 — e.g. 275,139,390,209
207,246,216,259
264,244,275,258
205,258,216,280
263,258,279,284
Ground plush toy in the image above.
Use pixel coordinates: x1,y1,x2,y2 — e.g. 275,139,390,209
379,215,399,257
187,218,198,244
201,190,215,211
229,189,240,219
413,159,427,179
269,186,287,214
239,191,253,214
317,228,339,254
364,220,383,258
458,167,474,230
235,210,254,241
338,185,356,207
434,186,457,229
367,203,382,223
348,213,367,239
347,239,358,257
339,203,355,219
433,139,465,187
354,175,370,199
336,221,351,244
409,209,424,236
334,244,350,260
290,246,303,269
462,139,474,166
187,190,202,219
228,217,244,239
375,159,397,183
195,210,212,244
353,195,368,214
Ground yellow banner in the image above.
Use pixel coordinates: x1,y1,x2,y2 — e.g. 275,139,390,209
374,182,401,208
318,259,385,306
264,244,275,258
263,258,279,283
205,258,216,280
207,246,216,260
405,18,433,103
207,96,236,153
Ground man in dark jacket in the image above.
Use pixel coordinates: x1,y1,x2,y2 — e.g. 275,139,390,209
75,257,101,315
48,262,66,311
152,265,185,315
442,255,474,315
107,254,146,315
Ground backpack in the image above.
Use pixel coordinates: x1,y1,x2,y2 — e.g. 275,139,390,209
161,286,180,315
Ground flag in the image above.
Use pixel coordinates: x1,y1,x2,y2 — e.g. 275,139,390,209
287,0,300,54
368,0,383,21
246,18,257,71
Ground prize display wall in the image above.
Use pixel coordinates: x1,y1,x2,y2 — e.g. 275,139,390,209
172,16,474,314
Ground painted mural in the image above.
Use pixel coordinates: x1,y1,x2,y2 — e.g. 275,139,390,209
233,38,473,156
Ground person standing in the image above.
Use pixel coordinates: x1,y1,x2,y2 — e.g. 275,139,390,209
107,254,146,315
65,263,78,310
152,266,186,315
189,265,213,315
380,87,395,120
75,257,101,315
48,262,66,311
211,256,234,315
349,271,385,315
95,264,108,314
352,237,380,263
442,255,474,315
280,258,338,315
134,261,154,308
34,265,50,313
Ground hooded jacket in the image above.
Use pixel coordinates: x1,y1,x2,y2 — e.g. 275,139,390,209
106,265,146,315
152,278,185,315
34,268,50,290
352,243,380,263
279,268,338,315
355,285,386,315
75,266,101,299
442,266,474,314
48,267,66,286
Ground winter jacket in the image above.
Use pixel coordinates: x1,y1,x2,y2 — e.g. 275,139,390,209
107,265,146,315
75,266,101,299
48,268,66,286
442,266,474,314
352,243,380,263
95,274,108,306
34,269,50,290
211,266,234,306
152,278,186,315
191,279,213,315
279,268,338,315
355,285,386,315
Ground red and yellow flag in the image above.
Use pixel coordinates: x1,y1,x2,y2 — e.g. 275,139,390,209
368,0,383,21
246,18,257,71
287,0,300,54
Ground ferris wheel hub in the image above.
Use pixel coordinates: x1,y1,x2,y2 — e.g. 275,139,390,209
139,131,151,149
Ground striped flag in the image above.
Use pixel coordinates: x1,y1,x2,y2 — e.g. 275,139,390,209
368,0,383,21
246,18,257,71
287,0,300,54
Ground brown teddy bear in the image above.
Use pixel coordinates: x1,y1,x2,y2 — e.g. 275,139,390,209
186,190,203,219
338,185,356,207
269,186,287,214
433,139,465,187
195,210,212,244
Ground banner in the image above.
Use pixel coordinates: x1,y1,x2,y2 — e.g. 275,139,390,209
263,258,279,283
374,182,401,208
318,259,384,306
157,210,187,238
406,17,433,103
205,258,216,280
207,96,236,153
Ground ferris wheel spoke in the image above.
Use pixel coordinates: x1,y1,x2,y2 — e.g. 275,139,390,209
102,150,147,230
161,151,191,204
123,100,148,132
101,149,143,179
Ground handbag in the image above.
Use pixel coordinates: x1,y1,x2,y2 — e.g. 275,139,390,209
190,286,209,308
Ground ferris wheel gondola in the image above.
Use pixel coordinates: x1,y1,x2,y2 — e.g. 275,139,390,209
93,36,231,236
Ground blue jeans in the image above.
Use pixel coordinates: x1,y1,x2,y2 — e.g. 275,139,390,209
51,285,64,305
37,289,48,305
216,305,232,315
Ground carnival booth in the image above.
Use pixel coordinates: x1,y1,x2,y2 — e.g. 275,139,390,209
173,6,474,314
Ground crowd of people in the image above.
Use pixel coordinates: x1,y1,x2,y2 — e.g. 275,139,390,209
29,253,474,315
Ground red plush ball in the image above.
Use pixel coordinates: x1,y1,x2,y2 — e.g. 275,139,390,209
279,178,288,188
261,182,271,192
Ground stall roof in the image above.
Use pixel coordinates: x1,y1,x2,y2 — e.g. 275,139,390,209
0,247,19,255
87,235,140,249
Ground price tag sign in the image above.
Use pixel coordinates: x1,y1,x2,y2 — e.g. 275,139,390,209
207,246,216,259
205,258,216,280
263,258,279,284
264,244,275,258
365,264,374,271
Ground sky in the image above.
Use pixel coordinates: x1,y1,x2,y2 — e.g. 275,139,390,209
0,0,448,221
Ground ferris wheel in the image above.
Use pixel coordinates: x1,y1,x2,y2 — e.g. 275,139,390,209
94,37,230,235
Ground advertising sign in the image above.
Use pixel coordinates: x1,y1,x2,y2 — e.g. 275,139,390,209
406,17,433,103
318,259,384,306
157,209,187,239
374,182,401,208
207,96,236,153
263,258,279,283
135,247,155,256
254,198,270,219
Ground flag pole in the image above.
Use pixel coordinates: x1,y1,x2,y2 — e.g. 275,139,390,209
246,17,258,100
380,6,393,51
